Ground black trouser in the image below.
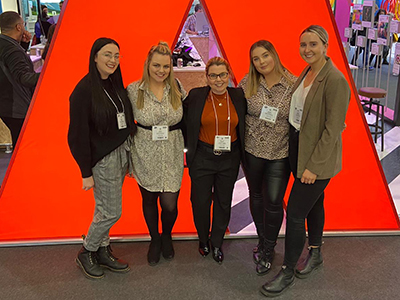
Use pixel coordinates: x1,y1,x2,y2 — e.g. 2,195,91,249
284,126,330,269
243,151,290,246
189,140,241,248
1,117,24,147
138,186,179,240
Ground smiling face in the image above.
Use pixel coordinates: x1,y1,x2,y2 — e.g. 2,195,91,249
251,46,276,77
148,53,171,84
299,32,327,67
94,43,120,79
206,64,230,95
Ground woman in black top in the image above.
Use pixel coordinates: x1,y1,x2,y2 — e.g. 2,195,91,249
68,37,136,279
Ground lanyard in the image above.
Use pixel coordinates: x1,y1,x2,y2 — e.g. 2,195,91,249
103,88,125,114
211,91,231,136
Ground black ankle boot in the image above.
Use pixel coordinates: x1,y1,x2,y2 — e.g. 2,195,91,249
260,266,295,297
147,238,162,266
253,237,264,264
295,247,323,279
256,247,275,276
76,246,104,279
97,245,130,272
161,233,174,260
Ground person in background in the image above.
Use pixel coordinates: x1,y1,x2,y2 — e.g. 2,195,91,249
183,57,246,264
68,37,136,279
182,4,203,36
127,42,185,266
0,11,40,147
239,40,296,275
260,25,350,297
34,5,51,44
48,1,64,25
41,24,56,60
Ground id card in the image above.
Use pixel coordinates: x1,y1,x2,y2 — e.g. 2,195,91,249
117,113,127,129
293,106,303,126
152,125,168,140
214,135,231,152
260,105,279,124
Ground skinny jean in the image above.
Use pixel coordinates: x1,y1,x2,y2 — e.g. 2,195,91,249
283,126,330,269
243,151,290,246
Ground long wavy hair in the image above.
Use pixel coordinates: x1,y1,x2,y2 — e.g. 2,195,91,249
88,37,134,135
245,40,293,99
137,41,182,110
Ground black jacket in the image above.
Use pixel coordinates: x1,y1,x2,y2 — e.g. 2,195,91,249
183,86,247,167
0,34,40,118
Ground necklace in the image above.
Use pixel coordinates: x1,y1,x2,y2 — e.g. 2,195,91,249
212,92,227,107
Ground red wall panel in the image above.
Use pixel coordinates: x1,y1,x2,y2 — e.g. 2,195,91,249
0,0,398,243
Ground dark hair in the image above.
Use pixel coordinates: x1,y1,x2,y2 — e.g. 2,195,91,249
0,11,22,32
195,4,202,12
89,37,135,136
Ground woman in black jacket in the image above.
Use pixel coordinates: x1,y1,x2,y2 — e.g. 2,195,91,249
68,37,136,279
183,57,246,264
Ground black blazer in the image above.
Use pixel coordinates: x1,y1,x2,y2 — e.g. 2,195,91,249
183,86,247,168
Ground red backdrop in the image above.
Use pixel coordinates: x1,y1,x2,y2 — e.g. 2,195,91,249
0,0,398,243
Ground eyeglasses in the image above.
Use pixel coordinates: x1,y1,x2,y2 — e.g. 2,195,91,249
207,72,229,80
101,53,121,61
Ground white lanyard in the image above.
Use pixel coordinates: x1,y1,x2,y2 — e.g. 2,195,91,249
103,88,125,114
211,91,231,136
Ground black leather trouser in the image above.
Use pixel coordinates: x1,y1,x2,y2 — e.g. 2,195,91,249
243,151,290,246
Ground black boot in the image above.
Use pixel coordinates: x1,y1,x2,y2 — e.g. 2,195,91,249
295,247,323,279
252,237,264,264
260,266,295,297
161,233,174,260
198,240,210,257
97,245,130,272
75,246,104,279
147,238,162,266
256,243,275,276
211,243,224,264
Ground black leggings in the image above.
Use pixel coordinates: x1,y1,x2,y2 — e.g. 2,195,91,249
284,125,330,268
244,151,290,245
139,185,179,239
283,178,329,268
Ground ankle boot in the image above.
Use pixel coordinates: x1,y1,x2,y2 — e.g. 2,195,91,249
97,245,130,272
76,246,104,279
295,246,323,279
147,238,162,266
253,237,264,264
256,245,275,276
260,266,295,297
161,233,174,260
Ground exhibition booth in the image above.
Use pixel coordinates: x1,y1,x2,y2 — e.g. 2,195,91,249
0,0,399,245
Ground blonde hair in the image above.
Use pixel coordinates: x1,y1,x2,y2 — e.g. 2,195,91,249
301,25,329,45
245,40,294,99
137,41,182,110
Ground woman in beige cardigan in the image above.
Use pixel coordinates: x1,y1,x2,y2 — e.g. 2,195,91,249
260,25,350,297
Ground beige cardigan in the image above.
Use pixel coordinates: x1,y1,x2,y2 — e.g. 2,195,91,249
293,58,350,179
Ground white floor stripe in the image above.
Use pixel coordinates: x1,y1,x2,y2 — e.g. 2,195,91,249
389,174,400,214
364,114,400,159
231,177,249,207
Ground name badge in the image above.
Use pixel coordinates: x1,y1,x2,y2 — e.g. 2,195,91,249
117,113,127,129
293,106,303,125
214,135,231,152
152,125,168,140
260,105,279,124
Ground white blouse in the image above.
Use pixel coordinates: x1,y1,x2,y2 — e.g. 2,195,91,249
289,78,312,131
